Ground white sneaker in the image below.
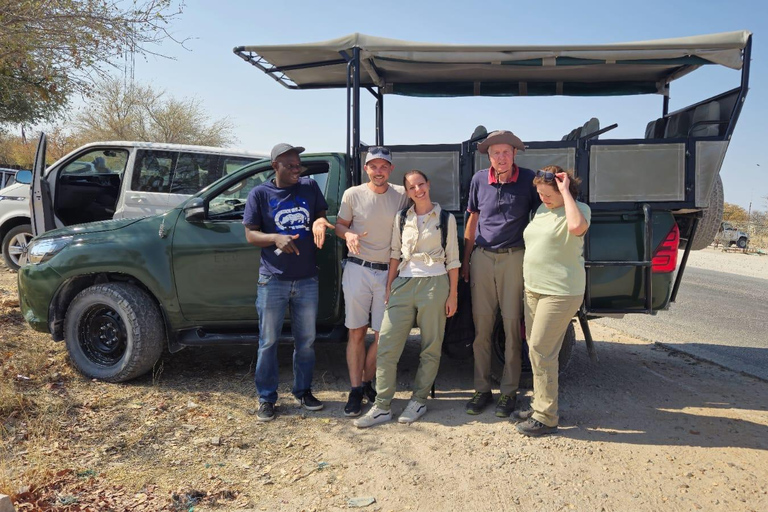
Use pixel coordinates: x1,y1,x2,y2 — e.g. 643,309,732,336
353,405,392,428
398,400,427,424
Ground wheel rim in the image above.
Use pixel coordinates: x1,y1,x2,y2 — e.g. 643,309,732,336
7,232,32,266
78,305,128,366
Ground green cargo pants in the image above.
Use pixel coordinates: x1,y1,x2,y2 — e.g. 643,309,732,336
374,275,449,410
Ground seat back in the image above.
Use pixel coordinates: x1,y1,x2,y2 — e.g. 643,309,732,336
690,102,722,137
664,111,692,138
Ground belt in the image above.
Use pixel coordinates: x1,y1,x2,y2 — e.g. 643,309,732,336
347,256,389,271
480,246,523,254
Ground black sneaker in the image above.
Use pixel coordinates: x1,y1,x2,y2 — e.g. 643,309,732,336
344,388,364,417
465,391,493,415
495,393,517,418
516,418,558,437
296,391,324,411
362,381,377,404
257,402,275,422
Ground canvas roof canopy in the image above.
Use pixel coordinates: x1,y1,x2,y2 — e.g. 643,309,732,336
234,31,750,97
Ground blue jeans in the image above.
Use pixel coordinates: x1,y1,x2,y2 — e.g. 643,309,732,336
255,274,318,404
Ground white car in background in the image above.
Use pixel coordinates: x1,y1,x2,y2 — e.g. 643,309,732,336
0,141,266,270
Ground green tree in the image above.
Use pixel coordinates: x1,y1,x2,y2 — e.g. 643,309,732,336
73,76,237,146
0,0,184,125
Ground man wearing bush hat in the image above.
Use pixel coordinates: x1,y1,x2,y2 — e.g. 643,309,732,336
462,130,541,418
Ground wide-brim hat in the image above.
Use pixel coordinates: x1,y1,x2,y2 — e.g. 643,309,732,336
271,143,305,161
477,130,525,154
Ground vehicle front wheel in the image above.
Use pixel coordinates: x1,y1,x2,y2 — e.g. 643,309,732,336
737,237,748,249
1,224,33,271
64,283,165,382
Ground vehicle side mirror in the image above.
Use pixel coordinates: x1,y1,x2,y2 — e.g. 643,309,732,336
15,170,32,185
184,197,206,222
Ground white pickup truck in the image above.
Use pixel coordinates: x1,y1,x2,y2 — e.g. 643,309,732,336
717,222,750,248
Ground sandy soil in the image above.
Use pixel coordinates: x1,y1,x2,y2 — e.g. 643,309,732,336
2,250,768,511
683,247,768,280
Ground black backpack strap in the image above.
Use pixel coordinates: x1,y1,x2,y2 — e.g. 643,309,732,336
439,208,450,252
398,207,408,240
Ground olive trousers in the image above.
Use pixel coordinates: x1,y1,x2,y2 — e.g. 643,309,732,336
470,247,524,396
374,275,449,410
524,290,583,427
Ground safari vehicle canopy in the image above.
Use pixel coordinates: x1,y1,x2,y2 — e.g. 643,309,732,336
235,31,751,354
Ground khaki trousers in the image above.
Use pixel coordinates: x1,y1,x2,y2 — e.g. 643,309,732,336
470,247,524,396
375,275,449,410
524,290,582,427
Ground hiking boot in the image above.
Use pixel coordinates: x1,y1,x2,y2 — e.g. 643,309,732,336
344,388,364,417
362,381,377,404
398,400,427,424
296,391,324,411
465,391,493,415
514,408,534,421
495,393,517,418
353,405,392,428
256,402,275,422
516,418,558,437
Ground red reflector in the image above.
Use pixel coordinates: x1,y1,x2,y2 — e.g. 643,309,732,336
652,223,680,273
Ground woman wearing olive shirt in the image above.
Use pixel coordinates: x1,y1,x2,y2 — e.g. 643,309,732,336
517,166,590,437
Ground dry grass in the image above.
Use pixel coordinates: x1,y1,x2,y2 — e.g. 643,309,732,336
0,267,322,510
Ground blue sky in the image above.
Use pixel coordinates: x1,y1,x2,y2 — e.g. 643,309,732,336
120,0,766,211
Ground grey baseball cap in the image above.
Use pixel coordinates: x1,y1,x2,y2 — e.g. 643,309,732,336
364,146,393,164
477,130,525,154
271,143,305,161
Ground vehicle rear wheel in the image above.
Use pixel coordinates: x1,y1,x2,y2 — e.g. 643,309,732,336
64,283,165,382
686,174,724,251
1,224,33,271
737,237,748,249
491,318,576,389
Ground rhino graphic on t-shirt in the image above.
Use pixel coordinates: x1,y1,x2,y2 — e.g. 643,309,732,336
275,205,311,232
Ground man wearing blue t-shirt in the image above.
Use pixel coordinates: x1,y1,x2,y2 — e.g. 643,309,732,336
243,143,335,422
461,130,541,418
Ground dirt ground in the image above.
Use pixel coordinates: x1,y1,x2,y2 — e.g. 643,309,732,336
1,264,767,511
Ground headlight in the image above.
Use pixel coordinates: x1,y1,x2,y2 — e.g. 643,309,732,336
26,237,72,265
0,195,26,201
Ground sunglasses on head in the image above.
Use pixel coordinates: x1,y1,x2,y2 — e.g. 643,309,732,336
368,147,391,157
535,169,557,181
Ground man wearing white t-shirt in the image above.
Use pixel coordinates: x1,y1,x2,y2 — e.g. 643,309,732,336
335,147,408,417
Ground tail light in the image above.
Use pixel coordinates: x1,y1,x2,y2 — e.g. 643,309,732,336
652,223,679,273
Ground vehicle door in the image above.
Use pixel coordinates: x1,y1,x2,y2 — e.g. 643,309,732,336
117,149,178,218
30,133,55,236
171,156,340,323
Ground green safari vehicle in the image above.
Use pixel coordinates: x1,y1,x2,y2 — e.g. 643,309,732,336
19,31,751,381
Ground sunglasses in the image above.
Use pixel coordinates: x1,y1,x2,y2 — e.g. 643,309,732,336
535,169,557,181
368,147,391,157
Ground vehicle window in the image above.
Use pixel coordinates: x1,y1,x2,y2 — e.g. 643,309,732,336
207,169,275,221
223,156,258,175
171,152,220,194
60,149,129,176
207,163,329,221
132,150,176,192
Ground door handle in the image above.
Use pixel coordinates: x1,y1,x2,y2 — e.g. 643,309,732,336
129,195,145,203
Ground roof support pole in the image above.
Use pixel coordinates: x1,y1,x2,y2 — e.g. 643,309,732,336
352,47,362,186
376,88,384,145
663,85,670,116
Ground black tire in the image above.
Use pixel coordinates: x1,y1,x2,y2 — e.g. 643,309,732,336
64,283,165,382
687,174,724,251
491,318,576,389
2,223,33,271
737,237,748,249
